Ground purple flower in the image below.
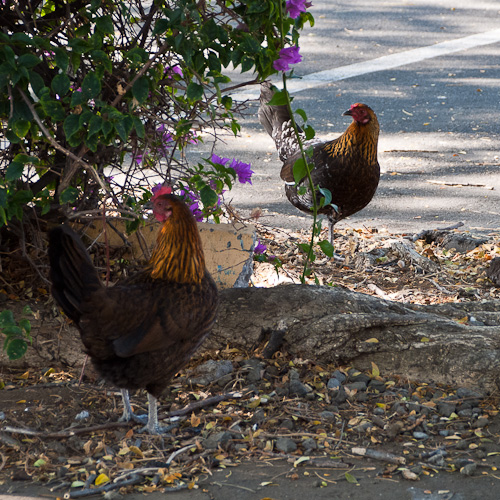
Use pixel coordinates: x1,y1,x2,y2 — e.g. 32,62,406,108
179,189,204,221
286,0,313,19
230,159,254,185
134,152,144,165
273,46,302,72
211,154,231,166
165,64,183,78
254,240,267,254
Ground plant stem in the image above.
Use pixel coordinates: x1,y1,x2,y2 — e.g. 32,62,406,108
276,0,319,282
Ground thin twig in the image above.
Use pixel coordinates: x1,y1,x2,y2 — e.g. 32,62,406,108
3,391,246,439
64,474,142,499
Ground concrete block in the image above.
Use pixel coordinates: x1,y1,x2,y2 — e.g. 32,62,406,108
73,220,256,289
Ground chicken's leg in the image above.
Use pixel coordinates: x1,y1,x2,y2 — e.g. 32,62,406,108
118,389,147,424
141,392,177,435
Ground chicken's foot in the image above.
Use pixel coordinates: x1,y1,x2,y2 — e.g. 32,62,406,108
139,393,178,435
118,389,148,424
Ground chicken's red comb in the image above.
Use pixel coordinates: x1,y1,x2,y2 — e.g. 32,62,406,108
151,185,172,202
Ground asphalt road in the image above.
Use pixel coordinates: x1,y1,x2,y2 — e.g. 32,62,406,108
203,0,500,237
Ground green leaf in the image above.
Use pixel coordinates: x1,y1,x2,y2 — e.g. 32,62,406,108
304,125,315,140
81,72,101,99
12,119,31,138
199,185,218,207
345,472,358,484
28,70,45,97
68,38,92,54
318,240,335,258
152,19,170,36
267,90,288,106
0,310,15,327
51,74,71,96
5,161,24,181
41,99,66,121
90,49,112,72
318,187,332,207
34,459,46,467
186,82,203,101
133,116,145,138
95,15,114,34
292,157,307,184
298,243,311,254
221,95,232,109
13,153,38,165
88,114,102,136
17,53,41,68
63,114,81,138
132,76,149,104
6,338,28,360
0,207,7,226
53,47,69,71
59,187,79,204
295,108,307,122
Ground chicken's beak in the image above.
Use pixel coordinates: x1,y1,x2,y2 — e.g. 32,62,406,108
343,109,353,116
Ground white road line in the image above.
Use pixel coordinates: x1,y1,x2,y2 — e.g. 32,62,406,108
233,28,500,100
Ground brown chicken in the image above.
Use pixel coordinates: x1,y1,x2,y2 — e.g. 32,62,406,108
49,187,218,434
258,81,380,243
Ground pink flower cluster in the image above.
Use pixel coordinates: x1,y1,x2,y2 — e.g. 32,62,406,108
211,154,254,185
286,0,312,19
273,46,302,72
273,0,312,72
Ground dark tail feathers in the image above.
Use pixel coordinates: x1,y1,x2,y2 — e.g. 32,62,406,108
258,81,304,162
49,225,101,323
258,81,291,138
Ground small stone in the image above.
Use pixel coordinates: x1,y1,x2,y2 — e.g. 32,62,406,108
276,437,297,453
189,360,233,386
353,421,373,433
456,387,484,401
393,402,407,416
475,449,486,459
332,387,348,404
355,392,368,403
412,431,429,440
455,440,469,450
289,379,311,397
0,412,5,420
217,374,233,387
234,444,248,452
368,380,386,393
279,419,294,431
457,408,472,418
327,378,342,390
320,411,335,422
472,417,489,429
302,438,317,451
439,430,450,437
373,407,385,416
204,431,233,450
437,402,456,417
332,370,346,383
242,359,264,383
289,369,300,380
345,381,367,392
251,409,266,424
75,410,90,421
347,370,370,384
460,463,477,476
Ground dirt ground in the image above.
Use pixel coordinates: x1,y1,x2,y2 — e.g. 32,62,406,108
1,226,500,499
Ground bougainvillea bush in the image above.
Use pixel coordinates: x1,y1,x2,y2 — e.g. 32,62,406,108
0,0,313,236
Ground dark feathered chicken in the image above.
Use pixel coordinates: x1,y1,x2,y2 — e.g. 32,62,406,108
259,81,380,242
49,187,218,434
